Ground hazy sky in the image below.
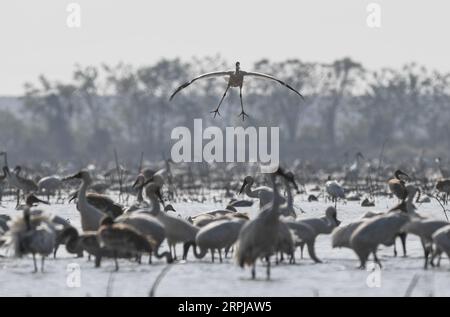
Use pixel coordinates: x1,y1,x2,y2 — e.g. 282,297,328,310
0,0,448,95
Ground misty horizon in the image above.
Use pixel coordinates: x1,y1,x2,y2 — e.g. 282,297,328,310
1,0,449,95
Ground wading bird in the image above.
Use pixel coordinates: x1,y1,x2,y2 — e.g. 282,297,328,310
295,206,341,259
388,170,410,201
169,62,304,121
68,190,124,218
185,218,247,263
235,170,287,280
2,197,57,272
63,171,105,231
97,216,157,271
239,173,299,210
402,219,449,269
37,175,62,201
325,176,345,208
143,179,198,261
349,185,420,269
431,225,450,266
3,166,38,207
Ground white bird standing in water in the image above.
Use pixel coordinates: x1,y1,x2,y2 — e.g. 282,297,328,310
170,62,304,121
62,170,105,231
325,176,345,208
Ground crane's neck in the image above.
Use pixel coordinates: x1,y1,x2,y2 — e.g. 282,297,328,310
244,181,260,199
77,177,103,231
3,152,8,169
77,177,89,205
279,178,293,211
262,175,281,219
147,190,161,214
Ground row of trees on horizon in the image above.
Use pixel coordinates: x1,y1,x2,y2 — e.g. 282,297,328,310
0,55,449,170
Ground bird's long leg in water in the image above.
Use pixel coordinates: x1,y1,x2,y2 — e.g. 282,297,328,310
211,85,230,118
400,233,407,257
373,252,382,269
173,245,177,261
238,86,249,121
41,256,45,273
16,189,20,207
114,251,119,271
32,253,37,273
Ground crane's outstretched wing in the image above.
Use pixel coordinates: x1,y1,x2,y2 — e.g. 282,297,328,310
242,71,305,100
169,71,233,101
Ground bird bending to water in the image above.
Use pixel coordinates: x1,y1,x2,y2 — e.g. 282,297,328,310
349,185,420,269
170,62,304,121
239,173,298,210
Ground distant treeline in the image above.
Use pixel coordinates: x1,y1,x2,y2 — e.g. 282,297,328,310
1,56,449,168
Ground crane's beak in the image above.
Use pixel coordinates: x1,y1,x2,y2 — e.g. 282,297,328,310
140,176,155,188
132,176,145,189
62,172,82,181
68,191,78,203
239,180,247,195
399,170,410,181
35,197,50,205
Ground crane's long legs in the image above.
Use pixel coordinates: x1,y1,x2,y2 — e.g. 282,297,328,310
238,86,249,121
41,256,45,273
114,251,119,271
400,233,407,257
266,256,271,280
16,189,20,208
211,85,230,118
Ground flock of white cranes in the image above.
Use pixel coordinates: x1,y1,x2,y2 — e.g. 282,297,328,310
0,158,449,282
0,62,449,290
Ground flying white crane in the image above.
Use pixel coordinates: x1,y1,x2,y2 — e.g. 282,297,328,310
170,62,304,121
